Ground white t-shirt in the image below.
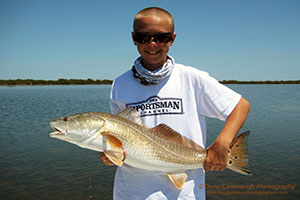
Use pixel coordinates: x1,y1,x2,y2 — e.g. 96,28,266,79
110,62,241,200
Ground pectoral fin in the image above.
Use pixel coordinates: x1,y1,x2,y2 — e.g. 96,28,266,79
167,173,188,189
103,132,123,149
104,148,125,166
103,133,125,166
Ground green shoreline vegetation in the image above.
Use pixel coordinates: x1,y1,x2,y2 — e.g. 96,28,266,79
0,79,299,86
220,80,300,84
0,79,113,86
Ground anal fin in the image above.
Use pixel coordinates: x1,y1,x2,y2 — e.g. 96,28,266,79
167,173,188,189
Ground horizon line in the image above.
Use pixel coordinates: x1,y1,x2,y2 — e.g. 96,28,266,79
0,79,300,85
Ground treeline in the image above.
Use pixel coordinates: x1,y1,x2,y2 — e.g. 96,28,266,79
0,79,113,86
220,80,300,84
0,79,299,86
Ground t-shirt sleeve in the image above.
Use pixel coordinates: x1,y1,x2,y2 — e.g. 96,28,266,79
110,78,126,115
198,73,241,121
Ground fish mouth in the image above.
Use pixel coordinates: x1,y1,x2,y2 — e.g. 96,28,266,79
49,127,67,137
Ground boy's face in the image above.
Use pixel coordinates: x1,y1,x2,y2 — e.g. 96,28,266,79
132,16,176,71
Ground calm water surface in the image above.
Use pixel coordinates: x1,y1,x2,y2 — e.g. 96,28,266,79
0,85,299,200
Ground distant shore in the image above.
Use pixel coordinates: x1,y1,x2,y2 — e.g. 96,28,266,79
0,79,113,86
0,79,299,86
220,80,300,84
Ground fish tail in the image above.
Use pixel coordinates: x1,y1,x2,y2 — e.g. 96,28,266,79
226,131,252,175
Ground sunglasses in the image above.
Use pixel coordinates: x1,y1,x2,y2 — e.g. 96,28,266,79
133,32,174,44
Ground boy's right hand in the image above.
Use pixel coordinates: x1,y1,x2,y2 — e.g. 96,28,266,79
99,152,115,166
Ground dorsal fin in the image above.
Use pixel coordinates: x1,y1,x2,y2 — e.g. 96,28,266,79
150,124,205,152
117,107,145,127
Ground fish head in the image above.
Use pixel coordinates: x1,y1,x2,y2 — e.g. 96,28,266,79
49,112,105,144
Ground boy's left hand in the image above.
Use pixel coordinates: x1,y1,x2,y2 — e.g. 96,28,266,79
204,141,229,172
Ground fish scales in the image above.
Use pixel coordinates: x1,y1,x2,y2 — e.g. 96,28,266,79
101,113,206,170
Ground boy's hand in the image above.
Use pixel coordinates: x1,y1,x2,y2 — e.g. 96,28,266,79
204,141,228,172
99,152,115,166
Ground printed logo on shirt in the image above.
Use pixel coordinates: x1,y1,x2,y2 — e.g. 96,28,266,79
127,96,183,117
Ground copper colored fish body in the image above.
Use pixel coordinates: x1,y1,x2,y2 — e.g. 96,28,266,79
50,108,251,189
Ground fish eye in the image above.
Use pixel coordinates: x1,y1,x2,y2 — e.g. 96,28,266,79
63,117,68,121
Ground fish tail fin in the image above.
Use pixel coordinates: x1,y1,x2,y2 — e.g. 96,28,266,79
226,131,252,176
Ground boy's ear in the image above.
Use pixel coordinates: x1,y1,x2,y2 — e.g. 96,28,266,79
170,32,177,46
132,32,138,46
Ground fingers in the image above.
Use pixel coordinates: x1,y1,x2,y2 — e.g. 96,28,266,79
204,162,226,172
204,143,228,172
210,164,226,171
99,152,115,166
204,152,226,172
203,159,209,172
212,165,226,171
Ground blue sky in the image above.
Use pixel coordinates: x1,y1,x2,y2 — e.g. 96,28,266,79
0,0,299,81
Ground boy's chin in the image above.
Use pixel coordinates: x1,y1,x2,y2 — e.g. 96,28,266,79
142,59,166,70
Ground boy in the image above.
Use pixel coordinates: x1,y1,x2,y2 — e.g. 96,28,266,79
100,7,250,200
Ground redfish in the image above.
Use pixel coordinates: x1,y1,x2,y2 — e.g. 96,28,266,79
50,108,251,189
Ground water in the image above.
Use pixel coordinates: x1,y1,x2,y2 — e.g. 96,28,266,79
0,85,299,200
205,84,300,199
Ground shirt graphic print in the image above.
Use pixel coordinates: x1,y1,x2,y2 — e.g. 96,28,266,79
127,96,183,117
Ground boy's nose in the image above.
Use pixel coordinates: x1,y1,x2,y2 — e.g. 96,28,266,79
149,37,158,46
